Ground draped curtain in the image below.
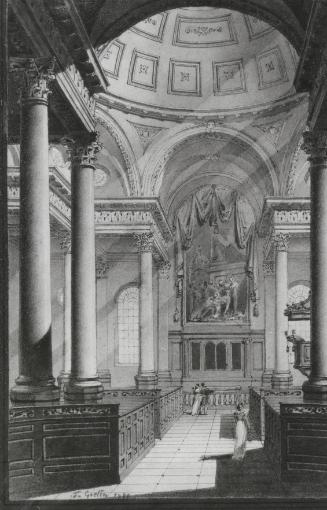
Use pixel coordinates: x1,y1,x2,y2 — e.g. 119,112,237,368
174,185,258,300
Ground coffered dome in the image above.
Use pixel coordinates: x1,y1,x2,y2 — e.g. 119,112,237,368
98,6,298,113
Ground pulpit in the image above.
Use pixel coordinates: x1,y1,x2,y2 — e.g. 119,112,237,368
285,291,311,377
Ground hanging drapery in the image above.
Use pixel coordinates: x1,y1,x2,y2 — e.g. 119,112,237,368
174,185,258,302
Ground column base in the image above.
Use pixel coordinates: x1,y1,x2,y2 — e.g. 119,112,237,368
261,369,273,388
10,376,60,403
57,371,71,386
158,371,172,387
97,369,111,390
272,371,293,391
302,378,327,401
135,372,158,390
64,377,104,402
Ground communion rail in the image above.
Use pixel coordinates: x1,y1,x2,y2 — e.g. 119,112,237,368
183,386,249,409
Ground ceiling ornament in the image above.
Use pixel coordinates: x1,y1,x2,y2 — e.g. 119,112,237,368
253,119,285,146
96,114,141,196
130,13,168,42
94,168,108,187
130,122,166,150
244,15,274,39
172,13,238,48
199,153,220,161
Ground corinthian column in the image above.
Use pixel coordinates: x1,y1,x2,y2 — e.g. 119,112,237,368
64,134,103,401
57,232,72,391
157,261,172,387
10,58,59,402
135,232,158,389
272,232,292,390
302,130,327,400
262,261,275,387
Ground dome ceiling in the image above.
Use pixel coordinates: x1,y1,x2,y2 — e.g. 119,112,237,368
98,7,298,113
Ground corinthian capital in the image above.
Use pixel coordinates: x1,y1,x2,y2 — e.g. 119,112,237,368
302,130,327,161
10,57,56,102
134,232,154,253
273,232,290,252
158,261,171,279
62,132,102,169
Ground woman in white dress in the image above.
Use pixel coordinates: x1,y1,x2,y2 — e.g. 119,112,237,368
191,384,203,416
232,403,250,460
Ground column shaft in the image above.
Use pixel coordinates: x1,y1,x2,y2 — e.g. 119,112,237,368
65,136,103,401
135,233,157,389
302,131,327,399
158,262,171,386
272,234,292,390
63,251,72,376
262,262,275,387
10,59,59,402
56,240,72,393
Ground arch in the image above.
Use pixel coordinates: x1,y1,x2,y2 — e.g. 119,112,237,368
91,0,304,55
142,124,279,197
284,126,310,197
96,108,142,196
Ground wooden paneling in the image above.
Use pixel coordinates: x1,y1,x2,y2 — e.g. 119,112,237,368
280,403,327,480
9,403,119,499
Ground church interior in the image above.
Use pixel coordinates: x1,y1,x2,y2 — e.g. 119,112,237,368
1,0,327,503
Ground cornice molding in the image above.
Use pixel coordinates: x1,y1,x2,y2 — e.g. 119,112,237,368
94,198,173,243
259,197,310,237
96,91,307,125
10,0,97,131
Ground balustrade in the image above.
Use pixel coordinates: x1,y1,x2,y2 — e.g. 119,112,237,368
183,386,249,409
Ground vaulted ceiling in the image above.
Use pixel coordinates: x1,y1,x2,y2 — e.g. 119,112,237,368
97,7,298,113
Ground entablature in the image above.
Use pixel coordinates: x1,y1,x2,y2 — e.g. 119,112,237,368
9,0,107,134
259,197,310,261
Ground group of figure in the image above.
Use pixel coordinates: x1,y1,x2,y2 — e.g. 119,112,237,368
189,275,240,321
191,385,250,461
191,383,212,416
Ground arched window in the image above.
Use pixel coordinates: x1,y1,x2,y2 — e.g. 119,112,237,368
117,286,139,365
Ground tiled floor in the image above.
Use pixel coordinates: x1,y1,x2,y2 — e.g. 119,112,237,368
34,409,275,500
